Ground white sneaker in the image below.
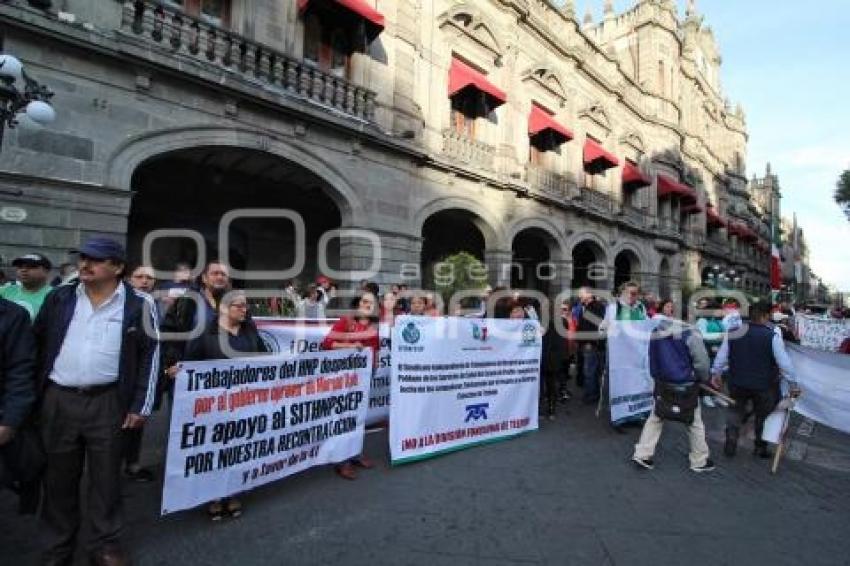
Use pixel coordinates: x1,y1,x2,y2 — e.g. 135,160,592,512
702,396,716,408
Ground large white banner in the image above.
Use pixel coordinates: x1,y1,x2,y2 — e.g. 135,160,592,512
389,316,541,464
255,318,391,425
787,344,850,434
162,350,371,515
795,315,850,352
607,320,655,425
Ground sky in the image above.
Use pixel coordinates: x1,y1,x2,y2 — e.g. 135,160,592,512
574,0,850,291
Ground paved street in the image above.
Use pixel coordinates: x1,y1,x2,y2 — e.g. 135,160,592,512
3,401,850,566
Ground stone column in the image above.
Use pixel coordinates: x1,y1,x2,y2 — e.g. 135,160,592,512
550,259,573,302
484,249,513,289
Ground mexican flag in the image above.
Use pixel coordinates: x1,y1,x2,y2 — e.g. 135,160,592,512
770,217,782,291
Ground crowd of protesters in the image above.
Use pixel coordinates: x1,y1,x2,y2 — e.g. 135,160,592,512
0,238,822,565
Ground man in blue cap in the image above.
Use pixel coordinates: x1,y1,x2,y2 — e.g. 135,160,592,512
33,237,160,566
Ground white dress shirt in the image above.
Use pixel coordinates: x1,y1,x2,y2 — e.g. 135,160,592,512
50,283,126,387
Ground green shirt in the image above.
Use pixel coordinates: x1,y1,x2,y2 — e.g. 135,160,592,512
0,283,53,320
616,301,647,321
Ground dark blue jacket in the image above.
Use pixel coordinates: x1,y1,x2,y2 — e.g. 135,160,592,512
648,320,710,384
728,323,777,390
33,282,160,416
0,299,36,427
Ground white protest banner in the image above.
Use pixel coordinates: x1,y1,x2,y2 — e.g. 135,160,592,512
795,315,850,352
162,349,371,515
607,320,655,425
255,318,391,425
389,316,541,464
787,344,850,434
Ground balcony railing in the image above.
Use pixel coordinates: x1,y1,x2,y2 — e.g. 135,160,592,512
684,232,706,249
618,205,646,229
580,188,613,216
441,129,495,170
705,238,728,257
658,217,682,239
526,165,575,201
121,0,377,122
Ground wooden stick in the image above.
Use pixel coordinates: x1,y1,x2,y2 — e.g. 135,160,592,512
771,399,797,475
698,384,736,406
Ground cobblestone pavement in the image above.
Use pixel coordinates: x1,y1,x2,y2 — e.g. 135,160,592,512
3,400,849,566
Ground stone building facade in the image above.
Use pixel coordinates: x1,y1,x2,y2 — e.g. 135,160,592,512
0,0,773,303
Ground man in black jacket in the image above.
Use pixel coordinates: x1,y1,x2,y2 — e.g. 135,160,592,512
0,298,36,448
161,260,230,383
33,238,159,566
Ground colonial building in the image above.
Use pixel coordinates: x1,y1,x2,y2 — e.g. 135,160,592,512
0,0,773,303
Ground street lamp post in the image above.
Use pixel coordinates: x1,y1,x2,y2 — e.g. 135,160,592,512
0,54,56,150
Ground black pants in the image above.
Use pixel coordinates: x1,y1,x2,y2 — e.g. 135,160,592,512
40,384,125,562
726,384,778,448
122,426,144,467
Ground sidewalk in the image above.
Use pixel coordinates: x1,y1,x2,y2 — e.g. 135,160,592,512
3,400,849,565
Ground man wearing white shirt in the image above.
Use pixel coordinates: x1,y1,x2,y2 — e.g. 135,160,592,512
711,302,800,459
33,238,159,566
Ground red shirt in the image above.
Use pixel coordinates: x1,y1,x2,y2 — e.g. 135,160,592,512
321,316,380,357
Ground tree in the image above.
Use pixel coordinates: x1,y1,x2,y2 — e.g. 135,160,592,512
836,169,850,220
431,251,489,308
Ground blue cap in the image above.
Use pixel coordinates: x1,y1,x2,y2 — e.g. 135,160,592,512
72,237,126,262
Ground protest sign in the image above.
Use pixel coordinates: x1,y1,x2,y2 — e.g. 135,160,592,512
787,344,850,434
606,320,655,425
389,316,541,464
255,318,391,425
795,315,850,352
162,349,371,515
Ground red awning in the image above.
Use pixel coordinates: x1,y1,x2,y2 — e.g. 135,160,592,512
657,174,697,205
706,206,727,227
583,138,619,174
622,161,651,190
729,222,757,241
448,58,507,108
528,104,573,145
298,0,385,41
681,204,704,215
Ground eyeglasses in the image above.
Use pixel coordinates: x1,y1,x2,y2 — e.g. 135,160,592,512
229,303,248,310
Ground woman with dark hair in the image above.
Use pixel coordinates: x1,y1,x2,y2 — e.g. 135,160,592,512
321,290,380,480
653,299,676,321
184,290,269,520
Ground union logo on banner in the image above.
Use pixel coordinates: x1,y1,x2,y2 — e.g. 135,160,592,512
472,323,488,342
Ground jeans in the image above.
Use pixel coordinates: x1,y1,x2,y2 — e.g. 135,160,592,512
582,345,601,403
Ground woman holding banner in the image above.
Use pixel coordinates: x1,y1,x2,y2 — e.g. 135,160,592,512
321,290,380,480
184,290,269,520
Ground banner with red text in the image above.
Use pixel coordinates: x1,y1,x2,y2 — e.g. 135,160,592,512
162,349,371,515
389,316,541,464
255,318,391,424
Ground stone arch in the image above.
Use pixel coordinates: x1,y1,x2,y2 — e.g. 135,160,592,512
414,196,504,250
612,247,642,291
568,232,609,290
611,241,649,275
507,216,568,261
105,125,364,227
